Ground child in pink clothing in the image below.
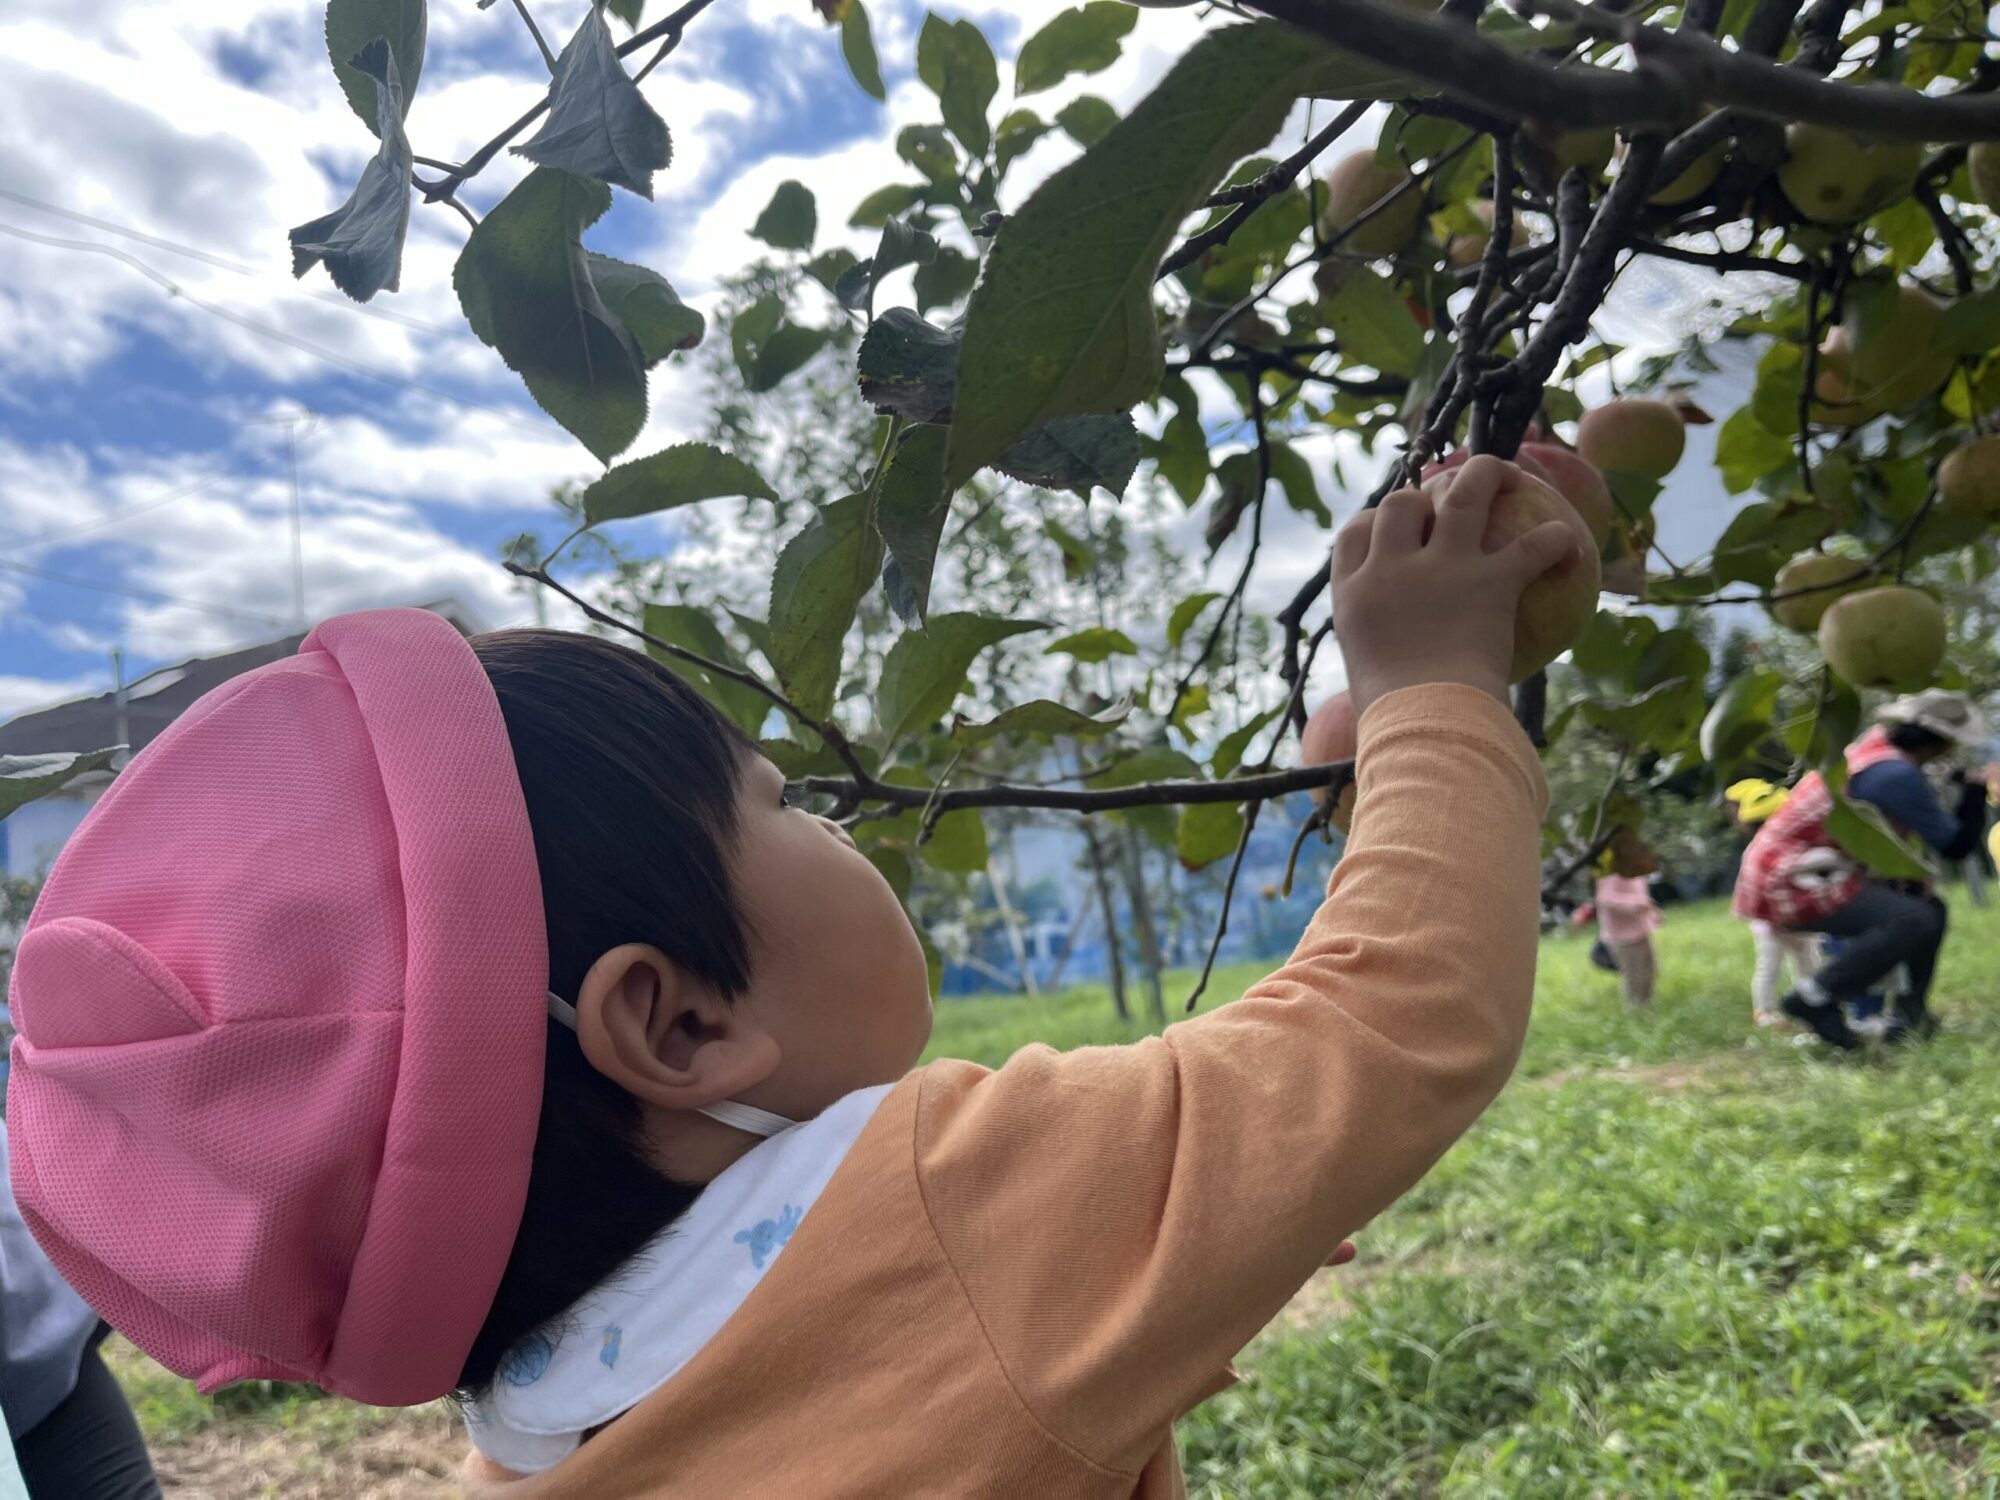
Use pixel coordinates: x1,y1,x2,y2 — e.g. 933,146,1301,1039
1594,872,1661,1008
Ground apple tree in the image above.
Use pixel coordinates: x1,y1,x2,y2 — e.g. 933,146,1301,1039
25,0,2000,998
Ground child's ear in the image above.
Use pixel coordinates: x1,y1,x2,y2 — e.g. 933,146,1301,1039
571,943,780,1111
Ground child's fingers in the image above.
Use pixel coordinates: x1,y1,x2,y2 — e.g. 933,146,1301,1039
1373,486,1434,555
1502,519,1582,584
1332,508,1375,582
1430,457,1508,550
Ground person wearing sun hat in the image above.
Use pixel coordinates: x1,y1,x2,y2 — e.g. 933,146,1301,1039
1734,688,1996,1048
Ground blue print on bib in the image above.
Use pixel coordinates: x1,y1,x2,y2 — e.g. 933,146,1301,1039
733,1203,804,1270
600,1325,623,1369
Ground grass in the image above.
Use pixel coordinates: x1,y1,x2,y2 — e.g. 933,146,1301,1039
107,898,2000,1496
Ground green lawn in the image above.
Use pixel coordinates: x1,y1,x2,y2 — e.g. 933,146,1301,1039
108,898,2000,1496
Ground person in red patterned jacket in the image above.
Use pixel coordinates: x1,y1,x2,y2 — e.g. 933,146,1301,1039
1733,690,1994,1049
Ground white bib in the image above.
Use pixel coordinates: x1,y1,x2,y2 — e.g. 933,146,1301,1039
462,1083,893,1474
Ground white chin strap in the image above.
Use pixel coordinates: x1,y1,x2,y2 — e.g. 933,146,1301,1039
545,992,798,1138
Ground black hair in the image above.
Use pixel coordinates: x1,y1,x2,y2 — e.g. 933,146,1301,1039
1886,722,1952,757
455,629,757,1397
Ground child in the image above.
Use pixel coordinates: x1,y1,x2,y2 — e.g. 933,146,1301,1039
1725,779,1823,1028
1593,849,1661,1009
5,458,1578,1495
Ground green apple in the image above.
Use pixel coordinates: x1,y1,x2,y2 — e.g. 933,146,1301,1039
1778,123,1923,224
1444,201,1530,269
1576,398,1686,480
1318,151,1422,259
1768,551,1867,633
1937,434,2000,522
1811,285,1951,425
1818,585,1947,690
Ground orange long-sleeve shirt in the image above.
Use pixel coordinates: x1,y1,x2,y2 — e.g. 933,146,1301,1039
483,684,1548,1498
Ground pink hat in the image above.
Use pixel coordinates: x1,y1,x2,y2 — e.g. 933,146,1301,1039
6,608,548,1406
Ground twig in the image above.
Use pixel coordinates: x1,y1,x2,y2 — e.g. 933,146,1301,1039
1169,382,1271,725
1542,821,1625,902
800,761,1357,815
1916,184,1976,297
1184,799,1264,1013
439,194,480,232
1161,101,1370,277
508,0,559,73
1627,237,1811,282
1798,274,1823,501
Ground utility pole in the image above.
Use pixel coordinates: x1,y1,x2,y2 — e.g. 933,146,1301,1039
110,649,130,770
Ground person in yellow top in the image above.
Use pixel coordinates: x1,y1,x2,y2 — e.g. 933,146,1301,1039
8,459,1579,1498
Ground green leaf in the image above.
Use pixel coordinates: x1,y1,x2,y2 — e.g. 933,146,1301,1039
1171,683,1211,734
840,0,886,101
805,247,861,294
741,320,830,394
994,414,1143,498
1014,2,1139,95
1712,498,1832,588
583,442,778,524
604,0,642,24
761,734,878,780
1714,406,1793,494
1751,340,1804,438
514,7,672,198
583,252,703,362
641,603,772,736
878,613,1047,749
876,426,953,627
1089,746,1202,787
1176,799,1245,870
924,807,990,874
956,696,1131,746
1267,441,1330,524
751,180,817,252
897,124,960,187
1870,196,1935,270
454,168,645,462
918,14,999,157
1698,667,1783,766
850,183,926,228
1043,516,1096,579
837,216,939,314
1320,265,1423,378
1212,706,1280,778
1603,469,1663,520
1045,626,1138,663
946,25,1357,491
858,308,959,422
767,493,883,720
994,109,1050,178
1632,627,1709,695
326,0,425,136
0,748,120,819
1570,608,1658,687
1055,95,1118,148
1169,591,1223,650
913,246,980,314
290,39,411,303
1933,286,2000,357
867,842,914,901
1580,677,1705,751
1825,788,1935,881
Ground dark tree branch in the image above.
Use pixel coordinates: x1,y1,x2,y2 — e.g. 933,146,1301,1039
1793,0,1852,73
1542,821,1626,903
802,761,1355,814
1740,0,1806,54
1916,183,1977,297
1162,101,1371,277
1627,236,1812,282
1245,0,2000,140
1171,382,1272,724
1514,670,1549,748
1184,799,1264,1012
1798,272,1826,502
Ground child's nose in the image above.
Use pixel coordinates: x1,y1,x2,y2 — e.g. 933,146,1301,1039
817,814,858,851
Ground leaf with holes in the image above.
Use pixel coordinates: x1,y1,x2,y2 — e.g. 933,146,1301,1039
878,613,1048,748
0,748,120,819
917,13,998,157
454,168,646,461
955,696,1131,747
325,0,425,136
840,0,886,100
946,26,1367,492
858,308,958,422
1014,2,1138,95
751,180,817,251
767,493,883,721
876,426,953,626
584,442,778,524
584,253,704,361
514,6,672,197
290,40,411,303
641,603,771,736
1045,626,1138,663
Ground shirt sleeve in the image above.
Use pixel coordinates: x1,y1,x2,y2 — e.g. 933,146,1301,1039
910,684,1547,1478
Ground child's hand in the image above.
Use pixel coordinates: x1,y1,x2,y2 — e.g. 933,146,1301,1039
1332,455,1581,716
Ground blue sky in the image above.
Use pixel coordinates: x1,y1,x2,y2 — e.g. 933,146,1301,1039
0,0,1748,725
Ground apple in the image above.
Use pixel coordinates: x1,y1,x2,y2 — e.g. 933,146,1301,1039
1444,201,1530,270
1301,692,1360,832
1519,441,1615,549
1421,447,1556,488
1971,141,2000,213
1576,398,1686,480
1768,551,1867,633
1778,123,1923,224
1523,123,1616,183
1810,285,1951,425
1419,461,1603,682
1936,434,2000,522
1818,585,1947,690
1319,151,1423,259
1640,121,1725,206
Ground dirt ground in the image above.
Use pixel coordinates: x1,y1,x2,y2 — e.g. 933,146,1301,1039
145,1414,464,1500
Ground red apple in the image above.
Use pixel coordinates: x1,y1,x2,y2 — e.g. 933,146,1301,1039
1301,692,1361,832
1519,440,1615,549
1576,398,1686,479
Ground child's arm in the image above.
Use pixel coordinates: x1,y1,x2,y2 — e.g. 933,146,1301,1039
911,458,1577,1478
